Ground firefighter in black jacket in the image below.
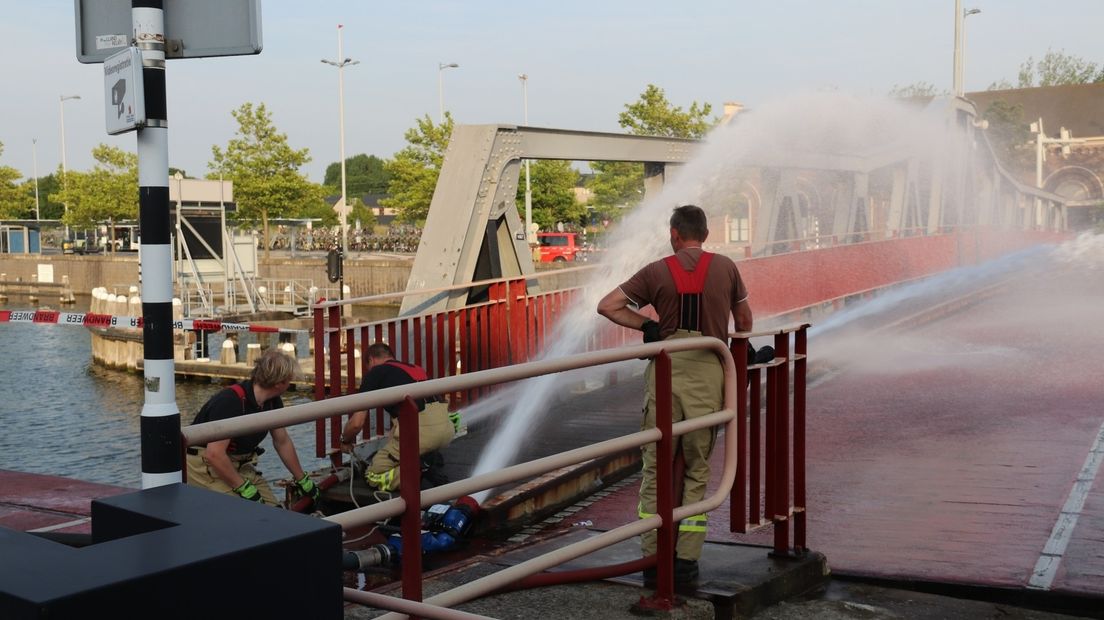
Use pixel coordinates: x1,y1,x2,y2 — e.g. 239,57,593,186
340,342,458,492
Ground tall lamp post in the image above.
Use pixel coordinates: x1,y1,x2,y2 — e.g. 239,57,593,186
518,73,532,243
438,62,459,123
32,138,40,221
959,8,981,97
321,24,359,255
59,94,81,239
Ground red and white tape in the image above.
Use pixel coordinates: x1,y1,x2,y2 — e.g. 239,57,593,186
0,310,304,334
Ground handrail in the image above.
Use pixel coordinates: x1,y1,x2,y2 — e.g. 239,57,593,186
182,337,735,451
182,336,741,615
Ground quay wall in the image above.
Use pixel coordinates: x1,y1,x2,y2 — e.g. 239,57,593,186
0,254,587,304
0,254,414,301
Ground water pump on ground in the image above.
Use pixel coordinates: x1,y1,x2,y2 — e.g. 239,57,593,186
342,495,480,571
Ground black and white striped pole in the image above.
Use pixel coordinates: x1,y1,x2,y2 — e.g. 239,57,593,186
133,0,181,488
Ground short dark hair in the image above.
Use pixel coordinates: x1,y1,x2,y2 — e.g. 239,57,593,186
367,342,394,360
669,205,709,242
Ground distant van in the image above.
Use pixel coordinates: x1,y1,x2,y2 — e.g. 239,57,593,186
537,232,583,262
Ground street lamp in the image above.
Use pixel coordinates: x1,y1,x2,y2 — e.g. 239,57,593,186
32,138,40,221
518,73,532,243
59,94,81,239
959,8,981,96
438,62,459,123
321,24,359,255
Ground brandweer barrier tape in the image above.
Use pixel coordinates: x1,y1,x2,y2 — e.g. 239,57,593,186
0,310,304,334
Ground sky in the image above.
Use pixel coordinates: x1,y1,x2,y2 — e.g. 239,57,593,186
2,1,1103,185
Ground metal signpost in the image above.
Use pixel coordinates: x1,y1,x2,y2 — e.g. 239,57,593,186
75,0,262,489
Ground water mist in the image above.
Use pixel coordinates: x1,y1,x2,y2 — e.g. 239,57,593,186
466,91,987,504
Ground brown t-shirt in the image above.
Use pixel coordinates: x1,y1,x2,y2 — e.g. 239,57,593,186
618,247,749,341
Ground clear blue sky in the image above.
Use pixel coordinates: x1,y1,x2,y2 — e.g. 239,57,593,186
2,1,1102,184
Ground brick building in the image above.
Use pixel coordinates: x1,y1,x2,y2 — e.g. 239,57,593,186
968,82,1104,230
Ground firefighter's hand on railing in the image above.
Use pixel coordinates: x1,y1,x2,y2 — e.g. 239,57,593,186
339,438,356,454
295,473,320,503
449,410,463,434
234,479,263,502
640,320,662,343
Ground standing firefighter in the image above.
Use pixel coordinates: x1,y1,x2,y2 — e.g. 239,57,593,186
185,349,319,507
340,342,460,492
597,204,753,584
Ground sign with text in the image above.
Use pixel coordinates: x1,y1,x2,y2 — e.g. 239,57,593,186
75,0,262,64
103,47,145,135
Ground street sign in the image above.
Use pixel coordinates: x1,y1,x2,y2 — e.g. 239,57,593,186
104,47,145,135
74,0,262,64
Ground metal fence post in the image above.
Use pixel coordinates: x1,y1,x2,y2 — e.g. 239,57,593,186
398,396,424,605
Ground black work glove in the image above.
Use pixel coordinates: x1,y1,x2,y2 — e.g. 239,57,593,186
640,320,662,343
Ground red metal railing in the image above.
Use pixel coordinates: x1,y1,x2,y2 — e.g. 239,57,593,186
311,279,637,466
729,325,809,556
184,331,808,615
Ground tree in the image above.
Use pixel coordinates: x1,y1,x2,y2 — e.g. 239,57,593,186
587,85,715,216
617,84,714,139
0,142,31,219
888,82,948,98
381,113,454,225
210,102,327,257
982,100,1032,169
587,161,644,212
1016,50,1104,87
515,160,582,230
323,154,391,196
49,144,138,248
32,173,63,220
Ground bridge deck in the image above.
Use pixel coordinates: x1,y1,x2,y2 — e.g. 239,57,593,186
568,256,1104,598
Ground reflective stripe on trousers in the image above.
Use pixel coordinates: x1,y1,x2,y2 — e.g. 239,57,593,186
639,505,708,533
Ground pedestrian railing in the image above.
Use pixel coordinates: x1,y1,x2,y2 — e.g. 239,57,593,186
310,272,638,467
183,328,810,615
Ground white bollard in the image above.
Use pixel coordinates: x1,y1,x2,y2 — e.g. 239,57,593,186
278,341,296,359
245,342,262,366
221,338,238,365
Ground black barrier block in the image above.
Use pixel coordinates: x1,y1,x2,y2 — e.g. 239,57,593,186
0,484,343,618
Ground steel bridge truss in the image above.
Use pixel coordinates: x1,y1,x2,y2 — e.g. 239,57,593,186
404,98,1066,315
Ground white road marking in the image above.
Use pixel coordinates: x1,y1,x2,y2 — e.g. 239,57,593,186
1028,421,1104,590
27,517,91,533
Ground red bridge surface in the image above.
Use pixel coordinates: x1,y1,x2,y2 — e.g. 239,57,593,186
571,244,1104,598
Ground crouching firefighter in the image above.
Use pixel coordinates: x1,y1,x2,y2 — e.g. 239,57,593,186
185,349,320,507
340,342,461,492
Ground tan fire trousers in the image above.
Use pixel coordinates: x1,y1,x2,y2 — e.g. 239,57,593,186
638,332,723,561
185,447,279,506
365,401,455,492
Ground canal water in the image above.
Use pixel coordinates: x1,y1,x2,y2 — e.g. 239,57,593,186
0,296,335,490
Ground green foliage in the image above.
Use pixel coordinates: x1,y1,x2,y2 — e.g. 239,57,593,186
587,85,713,215
515,160,583,230
209,102,328,251
48,144,138,229
323,154,391,196
986,79,1015,91
0,141,32,219
982,100,1033,169
348,197,377,229
888,82,948,98
618,84,715,139
34,174,63,220
1017,50,1104,87
381,113,454,225
586,161,644,211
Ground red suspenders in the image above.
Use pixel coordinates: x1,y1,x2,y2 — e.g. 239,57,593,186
663,252,714,332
